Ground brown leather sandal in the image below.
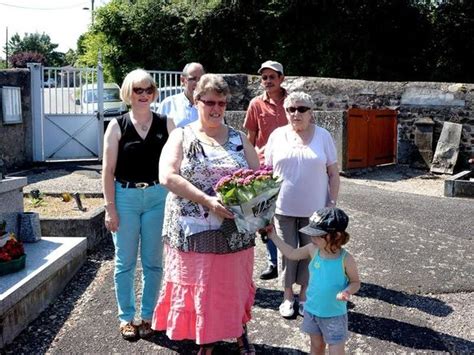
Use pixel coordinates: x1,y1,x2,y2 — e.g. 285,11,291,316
138,320,153,338
120,322,138,340
237,324,256,354
197,343,215,354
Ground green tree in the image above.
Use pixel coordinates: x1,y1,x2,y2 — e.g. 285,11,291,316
76,31,116,81
64,49,78,66
92,0,187,82
77,0,472,82
6,32,66,67
178,0,265,74
429,0,474,81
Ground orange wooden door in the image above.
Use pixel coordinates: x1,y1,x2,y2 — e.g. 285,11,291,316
347,108,397,169
368,110,397,166
347,109,369,169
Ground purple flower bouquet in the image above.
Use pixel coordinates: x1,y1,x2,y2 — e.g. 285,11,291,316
215,166,282,234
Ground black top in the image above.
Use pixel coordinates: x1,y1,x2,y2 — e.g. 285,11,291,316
114,112,168,183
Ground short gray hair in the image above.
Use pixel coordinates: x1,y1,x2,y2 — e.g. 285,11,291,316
284,91,314,109
182,62,205,77
194,74,230,100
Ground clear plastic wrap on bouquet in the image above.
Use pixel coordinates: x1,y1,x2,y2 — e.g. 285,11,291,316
226,185,280,234
215,166,282,235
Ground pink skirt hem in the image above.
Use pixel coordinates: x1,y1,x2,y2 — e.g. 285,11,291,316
152,245,255,344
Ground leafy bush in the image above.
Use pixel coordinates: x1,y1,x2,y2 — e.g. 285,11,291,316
9,51,46,68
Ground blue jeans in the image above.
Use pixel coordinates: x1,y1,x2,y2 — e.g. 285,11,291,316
267,239,278,267
112,182,167,323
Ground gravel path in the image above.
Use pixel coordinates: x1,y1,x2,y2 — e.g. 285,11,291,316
18,164,448,198
2,163,473,354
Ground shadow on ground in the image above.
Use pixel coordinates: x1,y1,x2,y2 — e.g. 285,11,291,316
349,311,474,353
357,282,453,316
145,332,307,354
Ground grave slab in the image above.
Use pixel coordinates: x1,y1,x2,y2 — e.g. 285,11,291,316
0,236,87,347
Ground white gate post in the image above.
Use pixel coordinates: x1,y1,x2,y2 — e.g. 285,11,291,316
97,52,104,159
27,62,44,161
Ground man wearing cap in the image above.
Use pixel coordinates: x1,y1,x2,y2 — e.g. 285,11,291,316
244,60,288,280
157,62,205,133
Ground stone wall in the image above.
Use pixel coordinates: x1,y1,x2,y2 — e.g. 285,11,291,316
223,75,474,169
0,69,33,171
225,110,347,169
0,70,472,171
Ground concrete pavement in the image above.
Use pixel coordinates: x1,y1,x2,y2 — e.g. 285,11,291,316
2,178,473,354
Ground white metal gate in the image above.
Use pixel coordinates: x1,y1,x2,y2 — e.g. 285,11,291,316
28,65,183,161
29,62,105,161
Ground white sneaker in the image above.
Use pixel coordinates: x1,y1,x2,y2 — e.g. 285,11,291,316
279,299,295,318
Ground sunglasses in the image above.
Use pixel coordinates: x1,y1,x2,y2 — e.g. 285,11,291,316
132,87,155,95
261,74,277,81
286,106,311,113
199,99,227,107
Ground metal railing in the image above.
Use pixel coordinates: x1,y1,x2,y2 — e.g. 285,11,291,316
42,66,101,115
40,67,183,116
146,70,183,111
148,70,182,101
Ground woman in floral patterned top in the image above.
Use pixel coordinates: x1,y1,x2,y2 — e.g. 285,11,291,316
152,74,259,354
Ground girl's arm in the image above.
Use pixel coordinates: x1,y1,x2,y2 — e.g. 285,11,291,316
268,229,314,261
336,253,361,301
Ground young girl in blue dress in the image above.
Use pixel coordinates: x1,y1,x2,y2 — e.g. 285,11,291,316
268,207,360,355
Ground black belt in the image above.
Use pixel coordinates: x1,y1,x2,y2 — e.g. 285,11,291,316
116,179,159,189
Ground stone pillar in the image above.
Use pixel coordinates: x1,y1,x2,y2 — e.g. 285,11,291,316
0,177,28,213
412,117,435,169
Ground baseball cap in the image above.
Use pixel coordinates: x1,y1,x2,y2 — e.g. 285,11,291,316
299,207,349,237
258,60,284,75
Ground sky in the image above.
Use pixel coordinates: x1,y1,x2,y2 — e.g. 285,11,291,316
0,0,110,58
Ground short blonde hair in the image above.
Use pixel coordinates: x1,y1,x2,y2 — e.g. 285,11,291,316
120,69,157,105
194,74,230,101
284,91,314,109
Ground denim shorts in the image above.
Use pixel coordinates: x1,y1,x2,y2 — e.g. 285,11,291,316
301,311,348,345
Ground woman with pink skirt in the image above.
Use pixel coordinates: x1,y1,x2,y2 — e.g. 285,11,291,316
152,74,259,354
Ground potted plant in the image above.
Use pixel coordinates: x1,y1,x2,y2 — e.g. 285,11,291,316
0,220,26,276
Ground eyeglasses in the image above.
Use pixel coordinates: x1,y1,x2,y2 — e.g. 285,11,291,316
186,76,200,82
261,74,277,81
132,87,154,95
286,106,311,113
198,99,227,107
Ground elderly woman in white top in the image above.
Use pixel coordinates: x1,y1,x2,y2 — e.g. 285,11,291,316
265,91,340,318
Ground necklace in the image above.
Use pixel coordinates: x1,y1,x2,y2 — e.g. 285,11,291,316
131,112,152,132
141,114,152,131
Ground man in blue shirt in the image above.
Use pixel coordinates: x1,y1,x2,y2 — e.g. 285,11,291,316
157,62,205,133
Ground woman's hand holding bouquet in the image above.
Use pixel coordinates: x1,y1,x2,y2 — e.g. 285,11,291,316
215,166,281,236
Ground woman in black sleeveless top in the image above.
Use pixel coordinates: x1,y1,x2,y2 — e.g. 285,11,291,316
102,69,168,340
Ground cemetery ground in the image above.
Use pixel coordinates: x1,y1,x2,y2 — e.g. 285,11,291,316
1,163,473,354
